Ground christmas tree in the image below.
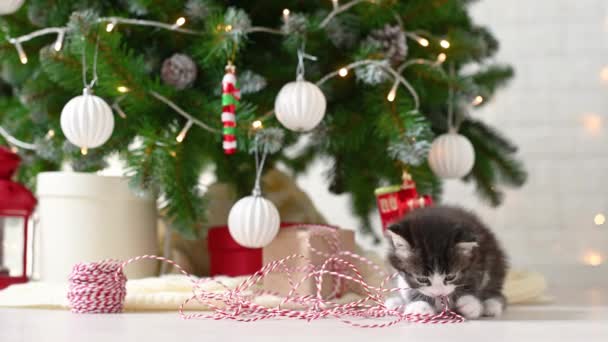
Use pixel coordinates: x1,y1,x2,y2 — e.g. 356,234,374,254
0,0,526,239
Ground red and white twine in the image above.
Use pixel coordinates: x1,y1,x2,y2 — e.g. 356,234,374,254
67,224,465,327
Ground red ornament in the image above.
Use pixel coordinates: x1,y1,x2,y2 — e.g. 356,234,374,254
207,223,321,276
375,171,433,231
0,147,37,289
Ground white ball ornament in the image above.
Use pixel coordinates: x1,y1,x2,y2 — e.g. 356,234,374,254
274,80,327,132
60,88,114,154
0,0,25,15
228,195,280,248
428,133,475,179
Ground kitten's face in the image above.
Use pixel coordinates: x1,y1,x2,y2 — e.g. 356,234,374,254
386,221,478,298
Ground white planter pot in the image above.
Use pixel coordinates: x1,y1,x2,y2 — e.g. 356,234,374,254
36,172,158,282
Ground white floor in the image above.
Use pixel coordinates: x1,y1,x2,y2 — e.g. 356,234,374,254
1,265,607,342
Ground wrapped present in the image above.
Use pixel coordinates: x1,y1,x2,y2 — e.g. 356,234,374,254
207,223,310,277
375,171,433,230
207,226,263,276
262,224,358,298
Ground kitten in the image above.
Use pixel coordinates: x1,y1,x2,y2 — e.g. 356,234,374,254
385,206,507,319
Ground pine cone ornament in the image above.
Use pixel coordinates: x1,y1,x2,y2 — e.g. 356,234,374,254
367,24,408,65
161,54,198,90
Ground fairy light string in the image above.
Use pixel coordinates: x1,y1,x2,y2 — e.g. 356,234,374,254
3,1,457,149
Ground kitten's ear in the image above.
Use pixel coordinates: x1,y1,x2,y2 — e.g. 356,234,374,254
456,241,479,257
385,228,412,259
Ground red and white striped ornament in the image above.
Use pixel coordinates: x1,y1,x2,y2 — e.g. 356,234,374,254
221,63,240,154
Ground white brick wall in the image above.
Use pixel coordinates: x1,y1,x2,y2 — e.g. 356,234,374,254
298,0,608,269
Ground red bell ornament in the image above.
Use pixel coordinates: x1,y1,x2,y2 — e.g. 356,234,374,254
0,147,37,290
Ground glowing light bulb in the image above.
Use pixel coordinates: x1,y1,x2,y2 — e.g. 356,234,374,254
472,95,484,106
582,113,602,136
387,88,397,102
117,86,129,93
54,31,65,52
252,120,263,129
600,66,608,84
175,17,186,27
437,53,447,63
106,22,116,32
440,39,450,49
417,38,429,47
225,25,233,32
176,120,194,143
594,213,605,226
81,147,88,155
15,43,27,64
338,68,348,77
584,251,603,266
283,8,290,21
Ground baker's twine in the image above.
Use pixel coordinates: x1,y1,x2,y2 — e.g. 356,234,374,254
67,224,465,327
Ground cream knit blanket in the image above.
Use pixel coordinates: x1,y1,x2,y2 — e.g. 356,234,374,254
0,270,547,311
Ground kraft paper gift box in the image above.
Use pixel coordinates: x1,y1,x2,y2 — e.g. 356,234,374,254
262,225,361,298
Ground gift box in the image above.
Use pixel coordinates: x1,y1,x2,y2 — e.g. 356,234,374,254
207,225,264,277
208,223,298,276
375,172,433,231
262,224,358,298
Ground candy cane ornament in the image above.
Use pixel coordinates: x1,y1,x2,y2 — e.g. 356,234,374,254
221,63,240,154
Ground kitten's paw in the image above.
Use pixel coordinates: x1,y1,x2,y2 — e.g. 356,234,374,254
483,298,504,317
456,295,483,319
404,301,435,316
385,296,406,311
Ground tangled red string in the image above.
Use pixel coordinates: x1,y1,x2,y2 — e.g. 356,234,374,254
67,224,465,327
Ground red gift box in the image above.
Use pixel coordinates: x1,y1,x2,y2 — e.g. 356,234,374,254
208,223,298,276
375,173,432,230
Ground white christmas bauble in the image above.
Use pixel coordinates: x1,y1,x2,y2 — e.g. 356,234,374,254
428,133,475,179
228,195,280,248
60,88,114,151
274,80,326,132
0,0,25,15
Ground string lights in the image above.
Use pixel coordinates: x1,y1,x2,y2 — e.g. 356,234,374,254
283,8,290,22
3,0,456,151
472,95,483,106
594,213,605,226
176,120,194,143
105,21,116,32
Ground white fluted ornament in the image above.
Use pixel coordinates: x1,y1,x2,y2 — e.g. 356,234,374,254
228,194,280,248
60,88,114,153
428,133,475,179
274,80,326,132
0,0,24,15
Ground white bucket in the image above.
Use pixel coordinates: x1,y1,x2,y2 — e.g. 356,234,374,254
36,172,158,282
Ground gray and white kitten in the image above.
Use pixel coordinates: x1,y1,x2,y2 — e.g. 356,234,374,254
385,206,507,319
